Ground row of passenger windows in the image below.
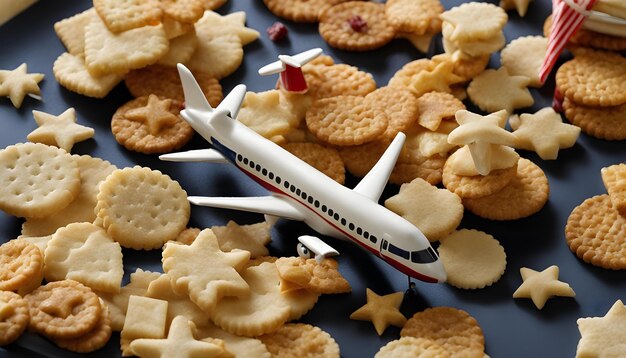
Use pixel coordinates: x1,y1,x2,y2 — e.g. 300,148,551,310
237,153,378,245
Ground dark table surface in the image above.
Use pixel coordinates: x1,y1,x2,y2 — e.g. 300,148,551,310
1,0,625,357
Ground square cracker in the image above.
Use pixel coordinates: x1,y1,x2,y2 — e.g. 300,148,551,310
93,0,162,33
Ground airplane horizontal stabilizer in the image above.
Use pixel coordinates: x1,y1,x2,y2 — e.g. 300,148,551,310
188,195,304,221
159,149,228,163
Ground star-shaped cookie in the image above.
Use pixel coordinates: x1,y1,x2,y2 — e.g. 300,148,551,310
510,107,580,160
195,10,259,45
576,300,626,357
27,108,95,152
0,63,44,108
129,315,225,358
349,288,407,335
512,265,575,309
467,67,534,113
500,0,532,17
125,94,179,135
410,60,463,97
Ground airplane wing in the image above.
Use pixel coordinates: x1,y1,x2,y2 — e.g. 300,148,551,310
258,60,285,76
188,195,305,221
159,149,229,163
352,132,406,202
216,84,246,119
291,48,323,65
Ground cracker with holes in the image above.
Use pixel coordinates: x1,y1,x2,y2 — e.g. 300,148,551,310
93,0,162,33
385,178,463,242
211,262,319,337
96,166,190,250
211,220,272,259
237,90,300,140
162,229,250,314
0,239,43,295
0,143,80,218
303,63,377,100
376,337,450,358
275,257,351,294
43,222,123,293
385,0,442,35
22,155,117,237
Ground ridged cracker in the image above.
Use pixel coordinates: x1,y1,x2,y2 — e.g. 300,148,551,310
211,262,319,337
562,98,626,141
283,142,345,184
467,67,534,113
21,155,116,237
53,301,112,353
601,164,626,217
211,220,272,259
385,0,443,35
440,2,507,43
0,291,30,346
442,154,518,199
365,86,419,141
555,50,626,107
416,91,465,131
401,307,485,357
0,239,43,295
53,52,124,98
565,194,626,270
0,143,80,218
160,0,204,24
439,229,507,289
376,337,451,358
96,166,190,249
385,178,463,242
500,36,548,88
54,8,98,56
275,257,351,294
304,63,376,100
84,18,169,76
319,2,395,51
25,280,102,339
463,158,549,220
263,0,347,23
259,323,340,358
93,0,162,33
43,223,123,293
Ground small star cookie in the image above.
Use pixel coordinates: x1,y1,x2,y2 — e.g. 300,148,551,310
512,265,575,309
0,63,44,109
467,67,534,114
576,300,626,357
27,108,95,152
124,94,180,135
349,288,406,335
510,107,580,160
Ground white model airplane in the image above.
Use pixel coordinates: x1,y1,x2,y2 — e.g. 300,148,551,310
257,48,323,93
160,64,446,284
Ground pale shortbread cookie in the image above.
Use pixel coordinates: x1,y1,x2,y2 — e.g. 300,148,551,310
576,300,626,358
446,144,520,178
0,63,44,109
96,166,190,250
96,268,160,331
500,36,548,87
22,155,116,237
43,223,123,293
467,67,534,114
93,0,162,33
196,323,271,358
130,315,226,357
0,291,30,346
157,30,198,66
194,11,259,46
27,108,95,152
211,221,271,259
84,18,169,76
385,178,463,242
350,288,406,336
510,107,580,160
186,33,243,80
146,274,210,328
385,0,443,35
601,164,626,216
416,91,465,131
376,337,451,358
162,229,250,315
275,257,351,294
237,90,300,140
512,265,575,310
401,307,485,357
438,229,507,289
0,143,80,218
53,52,124,98
121,295,168,341
404,123,459,158
282,142,345,184
161,15,195,39
440,2,508,43
0,239,44,295
54,8,98,56
211,262,319,337
442,23,505,57
259,323,340,358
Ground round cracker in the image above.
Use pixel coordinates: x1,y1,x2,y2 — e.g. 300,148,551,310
319,2,395,51
259,323,340,358
53,301,112,353
375,337,451,358
442,156,518,199
0,239,44,295
401,306,485,357
438,229,507,289
304,63,376,100
543,15,626,51
96,166,190,250
388,58,438,89
0,291,30,346
0,143,80,218
385,0,443,34
562,98,626,141
462,158,549,220
282,142,345,184
365,86,419,141
565,194,626,270
263,0,346,23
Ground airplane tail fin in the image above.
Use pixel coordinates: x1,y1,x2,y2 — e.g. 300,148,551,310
177,64,213,114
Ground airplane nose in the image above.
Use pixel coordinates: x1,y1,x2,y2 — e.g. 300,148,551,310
428,260,447,283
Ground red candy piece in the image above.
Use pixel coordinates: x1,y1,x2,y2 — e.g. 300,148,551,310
267,22,288,41
348,15,367,32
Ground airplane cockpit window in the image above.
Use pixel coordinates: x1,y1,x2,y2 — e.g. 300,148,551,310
411,247,438,264
386,242,410,260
